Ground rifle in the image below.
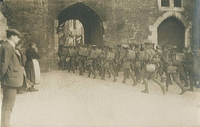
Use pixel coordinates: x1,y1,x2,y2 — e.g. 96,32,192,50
159,39,168,45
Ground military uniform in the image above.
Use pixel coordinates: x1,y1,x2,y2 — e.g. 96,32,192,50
101,46,117,82
67,46,77,73
87,45,98,79
165,47,187,95
140,40,165,94
114,45,122,76
77,45,87,75
183,48,195,91
59,45,68,70
116,44,137,85
192,49,200,88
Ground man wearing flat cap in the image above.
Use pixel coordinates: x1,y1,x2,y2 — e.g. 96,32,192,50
0,29,24,127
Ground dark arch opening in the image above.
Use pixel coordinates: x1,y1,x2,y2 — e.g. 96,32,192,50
158,16,185,52
58,2,104,45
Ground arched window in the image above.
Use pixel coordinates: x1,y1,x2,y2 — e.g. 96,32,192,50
158,0,184,11
161,0,170,7
174,0,182,7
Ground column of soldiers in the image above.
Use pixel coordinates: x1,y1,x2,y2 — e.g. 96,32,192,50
58,40,200,95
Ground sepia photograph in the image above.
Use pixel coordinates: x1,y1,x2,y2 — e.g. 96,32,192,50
0,0,199,127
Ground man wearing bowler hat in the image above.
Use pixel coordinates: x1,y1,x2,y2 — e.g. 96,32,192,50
0,29,24,127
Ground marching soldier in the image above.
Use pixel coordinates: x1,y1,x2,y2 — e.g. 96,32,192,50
192,47,200,88
68,45,76,73
140,40,165,94
59,45,68,71
133,42,143,83
87,45,98,79
118,44,137,85
182,47,195,91
101,45,117,82
165,46,187,95
114,44,122,76
77,43,87,75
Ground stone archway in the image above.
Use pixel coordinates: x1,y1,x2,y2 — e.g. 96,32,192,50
148,12,190,48
0,12,8,40
57,2,104,45
158,16,185,52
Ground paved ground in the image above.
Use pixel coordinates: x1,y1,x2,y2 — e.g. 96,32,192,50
1,70,200,127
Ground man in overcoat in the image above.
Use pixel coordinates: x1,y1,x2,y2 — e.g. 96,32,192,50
0,29,24,127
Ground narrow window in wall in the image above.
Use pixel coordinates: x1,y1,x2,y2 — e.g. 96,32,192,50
73,20,76,29
174,0,182,7
161,0,170,7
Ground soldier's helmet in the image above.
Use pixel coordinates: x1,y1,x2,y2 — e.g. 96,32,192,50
144,39,151,45
156,45,162,49
108,45,114,49
121,44,129,49
182,47,188,52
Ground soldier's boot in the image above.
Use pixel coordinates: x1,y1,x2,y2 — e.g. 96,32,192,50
88,70,91,77
141,84,149,93
107,70,111,78
130,72,137,86
122,79,126,84
101,77,105,80
187,87,194,92
141,80,149,93
92,70,97,79
116,72,119,76
101,70,105,80
187,76,194,91
79,67,83,75
113,76,117,82
187,83,194,92
175,80,187,95
93,73,97,79
68,67,70,72
152,78,166,95
127,73,130,79
166,76,171,92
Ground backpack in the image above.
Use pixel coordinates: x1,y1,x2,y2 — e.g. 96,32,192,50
107,51,115,61
175,53,184,62
78,47,87,56
139,49,155,61
90,49,101,59
127,50,136,60
171,53,184,66
69,48,76,57
138,51,146,61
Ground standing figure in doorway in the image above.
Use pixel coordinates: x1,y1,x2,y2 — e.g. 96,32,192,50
25,42,40,92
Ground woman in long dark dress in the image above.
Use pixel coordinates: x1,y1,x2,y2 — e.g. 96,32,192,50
25,42,40,91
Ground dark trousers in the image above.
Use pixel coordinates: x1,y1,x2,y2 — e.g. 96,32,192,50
78,58,85,75
122,68,137,85
102,62,116,81
68,57,75,72
1,85,17,127
61,60,66,70
166,73,185,92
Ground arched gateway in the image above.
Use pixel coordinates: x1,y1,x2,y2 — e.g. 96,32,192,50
158,16,185,52
57,2,104,45
148,12,192,52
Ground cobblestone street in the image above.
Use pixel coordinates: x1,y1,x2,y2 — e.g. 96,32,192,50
1,70,200,127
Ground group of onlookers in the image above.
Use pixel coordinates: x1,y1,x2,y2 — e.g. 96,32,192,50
0,29,40,127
